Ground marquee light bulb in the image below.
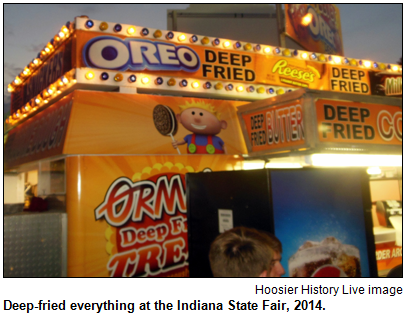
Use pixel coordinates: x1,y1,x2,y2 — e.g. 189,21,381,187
99,22,109,31
192,81,200,89
301,52,308,59
301,13,313,26
236,85,244,92
333,56,342,64
223,41,231,48
392,65,398,71
178,34,186,42
85,71,95,80
127,27,136,35
363,61,371,68
264,47,271,54
141,77,150,84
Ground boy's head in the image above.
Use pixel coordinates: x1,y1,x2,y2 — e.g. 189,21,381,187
209,227,275,277
261,231,285,277
177,101,227,135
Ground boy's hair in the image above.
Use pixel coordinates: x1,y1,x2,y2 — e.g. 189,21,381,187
261,231,282,254
178,101,221,120
209,227,275,277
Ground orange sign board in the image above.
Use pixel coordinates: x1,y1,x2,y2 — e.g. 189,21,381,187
240,99,306,153
315,99,402,145
375,241,402,274
286,4,344,55
329,65,370,95
63,90,248,156
66,155,243,277
75,30,330,90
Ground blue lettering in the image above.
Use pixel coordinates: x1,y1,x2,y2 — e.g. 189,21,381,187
83,37,200,72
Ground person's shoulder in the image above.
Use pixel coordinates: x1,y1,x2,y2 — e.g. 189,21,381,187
213,135,224,143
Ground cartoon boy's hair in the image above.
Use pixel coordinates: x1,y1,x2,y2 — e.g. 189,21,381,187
179,101,221,120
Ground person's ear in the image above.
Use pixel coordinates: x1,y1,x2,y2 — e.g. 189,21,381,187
259,270,268,277
220,120,227,130
176,113,182,123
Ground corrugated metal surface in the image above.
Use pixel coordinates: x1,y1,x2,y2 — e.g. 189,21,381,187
4,212,67,277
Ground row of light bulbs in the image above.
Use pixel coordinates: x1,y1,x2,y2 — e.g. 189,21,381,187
82,69,292,95
9,16,402,93
8,22,74,92
80,17,402,72
6,66,294,127
6,71,75,125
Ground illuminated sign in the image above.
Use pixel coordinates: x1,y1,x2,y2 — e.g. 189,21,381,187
83,37,200,72
330,66,370,95
316,99,402,145
238,90,402,157
286,4,344,55
239,98,306,154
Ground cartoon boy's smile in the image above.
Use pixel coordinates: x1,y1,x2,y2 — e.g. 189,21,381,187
191,124,207,130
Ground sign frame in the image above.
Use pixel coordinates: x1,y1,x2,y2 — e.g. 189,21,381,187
237,89,402,158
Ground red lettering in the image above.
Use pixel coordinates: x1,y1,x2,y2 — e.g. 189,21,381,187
163,238,187,270
96,175,187,226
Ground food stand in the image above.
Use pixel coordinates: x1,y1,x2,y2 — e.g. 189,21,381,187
4,16,402,277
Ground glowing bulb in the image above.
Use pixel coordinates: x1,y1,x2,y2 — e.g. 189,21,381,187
223,41,231,48
236,85,244,92
363,61,371,68
141,77,150,84
7,85,13,92
62,76,69,84
35,98,41,104
264,47,271,54
59,32,65,38
62,27,69,34
333,56,342,64
392,65,399,71
192,81,200,89
33,59,39,65
127,27,136,35
45,47,50,53
178,34,186,41
301,52,308,59
301,13,313,26
85,71,95,80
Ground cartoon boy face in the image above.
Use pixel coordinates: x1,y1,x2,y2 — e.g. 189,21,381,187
176,107,227,135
